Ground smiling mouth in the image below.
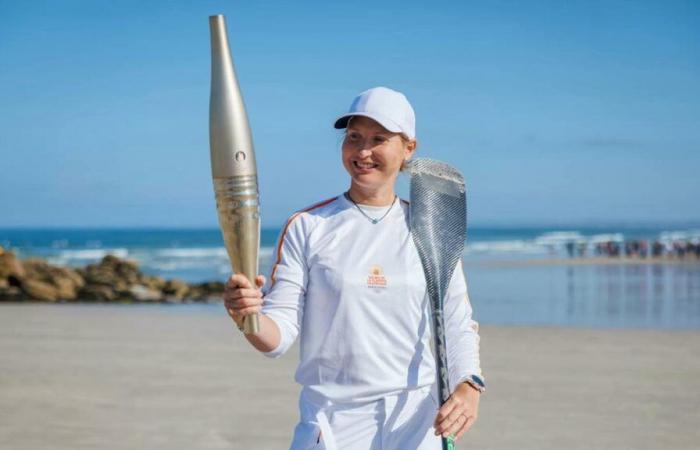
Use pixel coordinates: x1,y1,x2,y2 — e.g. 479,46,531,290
353,161,378,169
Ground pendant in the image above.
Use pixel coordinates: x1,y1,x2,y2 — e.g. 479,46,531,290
371,219,378,224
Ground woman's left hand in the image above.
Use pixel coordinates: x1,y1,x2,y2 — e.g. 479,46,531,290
433,382,480,441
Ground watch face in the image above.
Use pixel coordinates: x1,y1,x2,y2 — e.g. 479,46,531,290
470,374,485,388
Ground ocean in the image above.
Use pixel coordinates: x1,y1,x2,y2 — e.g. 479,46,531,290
2,226,699,330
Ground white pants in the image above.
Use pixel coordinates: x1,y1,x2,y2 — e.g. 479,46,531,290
290,385,442,450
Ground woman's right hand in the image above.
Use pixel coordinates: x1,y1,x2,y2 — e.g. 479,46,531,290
223,274,266,328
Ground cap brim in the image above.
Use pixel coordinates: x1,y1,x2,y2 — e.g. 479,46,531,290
333,112,404,134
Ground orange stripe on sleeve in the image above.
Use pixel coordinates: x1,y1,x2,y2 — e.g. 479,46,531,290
269,197,338,285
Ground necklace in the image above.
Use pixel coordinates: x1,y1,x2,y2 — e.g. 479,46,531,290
345,192,398,224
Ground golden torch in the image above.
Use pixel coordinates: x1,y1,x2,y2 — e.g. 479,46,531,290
209,14,260,334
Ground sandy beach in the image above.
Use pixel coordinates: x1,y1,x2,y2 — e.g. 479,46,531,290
0,303,698,450
465,256,700,268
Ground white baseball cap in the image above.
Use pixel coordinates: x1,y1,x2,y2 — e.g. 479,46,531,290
334,87,416,139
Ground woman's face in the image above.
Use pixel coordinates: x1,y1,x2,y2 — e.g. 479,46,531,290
341,116,416,192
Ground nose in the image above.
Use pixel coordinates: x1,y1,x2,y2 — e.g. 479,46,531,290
345,135,374,157
353,137,374,155
357,147,372,158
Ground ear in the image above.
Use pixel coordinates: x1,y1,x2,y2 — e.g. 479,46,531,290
405,138,418,161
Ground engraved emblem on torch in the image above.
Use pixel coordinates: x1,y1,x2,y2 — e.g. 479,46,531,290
209,14,260,334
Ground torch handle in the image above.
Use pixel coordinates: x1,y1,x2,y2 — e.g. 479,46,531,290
243,311,260,333
239,266,260,334
230,265,260,334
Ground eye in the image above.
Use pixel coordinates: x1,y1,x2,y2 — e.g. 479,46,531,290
347,131,361,142
373,135,388,144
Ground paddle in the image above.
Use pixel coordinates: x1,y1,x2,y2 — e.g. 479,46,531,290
409,158,467,450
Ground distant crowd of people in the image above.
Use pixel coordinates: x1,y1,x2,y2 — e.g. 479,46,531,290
564,239,700,259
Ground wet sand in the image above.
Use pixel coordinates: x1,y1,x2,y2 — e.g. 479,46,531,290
0,303,698,449
465,256,700,268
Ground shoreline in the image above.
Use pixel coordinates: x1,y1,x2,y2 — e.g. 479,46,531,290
465,256,700,268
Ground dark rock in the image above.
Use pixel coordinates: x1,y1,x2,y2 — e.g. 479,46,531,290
163,279,189,299
78,284,116,302
81,255,140,287
186,285,204,300
197,281,225,293
0,249,26,281
22,259,84,301
4,252,226,304
189,281,224,302
21,278,60,302
141,275,166,291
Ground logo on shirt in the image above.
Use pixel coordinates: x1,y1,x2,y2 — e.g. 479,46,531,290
367,265,387,288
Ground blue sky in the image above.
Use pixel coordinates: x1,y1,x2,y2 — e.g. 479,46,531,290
1,0,698,227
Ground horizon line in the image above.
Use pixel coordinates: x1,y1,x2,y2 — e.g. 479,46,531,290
2,221,700,231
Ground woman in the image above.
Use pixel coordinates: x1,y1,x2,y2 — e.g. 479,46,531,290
224,87,484,449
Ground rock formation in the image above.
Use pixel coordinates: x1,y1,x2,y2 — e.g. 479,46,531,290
0,246,225,303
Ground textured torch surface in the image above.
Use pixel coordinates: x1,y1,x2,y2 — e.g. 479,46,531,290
213,176,260,287
409,158,467,435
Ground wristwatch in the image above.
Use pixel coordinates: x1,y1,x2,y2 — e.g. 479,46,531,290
460,374,486,394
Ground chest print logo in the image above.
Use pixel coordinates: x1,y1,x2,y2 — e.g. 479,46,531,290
367,265,387,288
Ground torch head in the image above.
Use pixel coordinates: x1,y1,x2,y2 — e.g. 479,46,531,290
209,15,257,178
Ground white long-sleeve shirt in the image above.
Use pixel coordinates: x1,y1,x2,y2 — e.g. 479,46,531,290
261,194,482,403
